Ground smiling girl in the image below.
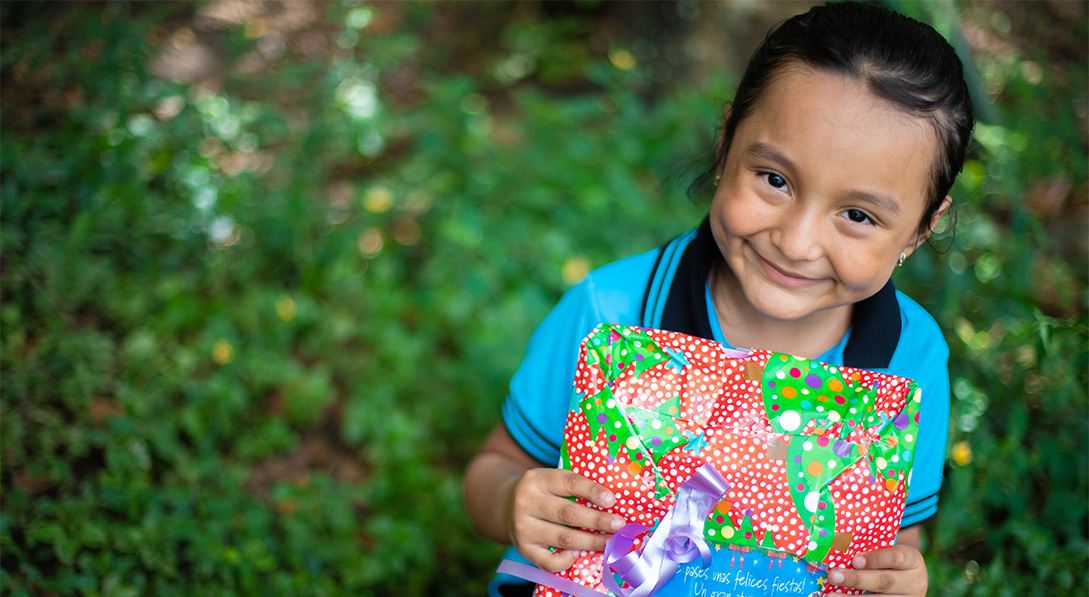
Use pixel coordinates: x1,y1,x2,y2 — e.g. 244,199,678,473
465,3,973,596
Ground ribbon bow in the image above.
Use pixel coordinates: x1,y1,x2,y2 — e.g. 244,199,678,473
601,464,730,597
497,464,729,597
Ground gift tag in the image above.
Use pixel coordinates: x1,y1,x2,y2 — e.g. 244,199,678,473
658,550,823,597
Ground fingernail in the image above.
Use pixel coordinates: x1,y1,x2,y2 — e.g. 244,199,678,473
853,555,866,569
600,492,616,507
827,570,844,584
610,517,625,531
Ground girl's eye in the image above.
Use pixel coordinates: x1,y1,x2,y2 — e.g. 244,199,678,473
763,172,788,190
844,209,874,225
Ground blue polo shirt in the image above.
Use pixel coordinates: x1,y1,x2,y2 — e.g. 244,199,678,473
492,219,950,596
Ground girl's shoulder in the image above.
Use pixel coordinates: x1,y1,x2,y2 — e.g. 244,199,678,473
887,290,950,384
576,224,702,322
581,246,660,290
567,247,661,323
892,290,948,351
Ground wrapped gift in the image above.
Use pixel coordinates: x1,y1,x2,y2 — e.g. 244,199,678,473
530,324,921,597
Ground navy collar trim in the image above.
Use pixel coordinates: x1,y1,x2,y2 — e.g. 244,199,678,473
655,217,901,369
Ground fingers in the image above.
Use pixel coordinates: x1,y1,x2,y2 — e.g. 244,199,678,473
538,467,617,509
512,506,613,556
826,568,901,596
508,468,628,572
825,545,927,597
520,468,625,532
853,545,923,571
521,539,604,572
523,547,582,573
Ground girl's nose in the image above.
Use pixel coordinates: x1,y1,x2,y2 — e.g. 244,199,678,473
771,205,824,263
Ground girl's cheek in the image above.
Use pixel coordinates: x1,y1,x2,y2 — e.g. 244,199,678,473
830,248,895,291
722,192,774,236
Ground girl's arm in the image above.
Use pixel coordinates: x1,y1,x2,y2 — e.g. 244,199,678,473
824,525,927,597
464,422,627,572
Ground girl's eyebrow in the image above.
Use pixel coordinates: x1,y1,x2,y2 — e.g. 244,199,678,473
845,189,901,215
744,142,796,171
744,141,901,215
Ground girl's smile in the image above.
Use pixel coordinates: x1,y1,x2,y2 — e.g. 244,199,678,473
750,247,826,289
709,67,945,355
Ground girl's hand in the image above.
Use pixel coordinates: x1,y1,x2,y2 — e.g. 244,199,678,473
824,544,927,597
464,423,627,573
504,467,627,572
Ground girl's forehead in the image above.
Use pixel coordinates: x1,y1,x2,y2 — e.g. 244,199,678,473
736,68,937,215
762,67,933,136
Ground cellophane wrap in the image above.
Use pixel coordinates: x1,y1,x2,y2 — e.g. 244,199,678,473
534,324,921,597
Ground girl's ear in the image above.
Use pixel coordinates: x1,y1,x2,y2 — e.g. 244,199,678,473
905,195,953,256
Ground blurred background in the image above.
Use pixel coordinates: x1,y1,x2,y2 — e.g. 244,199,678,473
1,1,1085,595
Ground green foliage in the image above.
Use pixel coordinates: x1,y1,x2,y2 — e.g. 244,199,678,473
1,2,705,594
891,2,1089,594
1,1,1085,596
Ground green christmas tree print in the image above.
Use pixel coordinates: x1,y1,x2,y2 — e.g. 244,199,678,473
578,325,689,499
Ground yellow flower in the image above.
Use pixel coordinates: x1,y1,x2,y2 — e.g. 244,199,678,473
952,440,973,466
363,186,392,213
212,338,234,365
608,48,637,71
562,256,591,287
276,295,297,322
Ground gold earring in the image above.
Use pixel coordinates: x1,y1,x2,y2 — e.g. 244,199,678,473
714,174,721,187
897,252,906,267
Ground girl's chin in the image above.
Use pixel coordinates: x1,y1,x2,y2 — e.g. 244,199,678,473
746,305,821,323
739,288,840,323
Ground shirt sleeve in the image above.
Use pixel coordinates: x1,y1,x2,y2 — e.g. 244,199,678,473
893,297,952,528
501,279,600,466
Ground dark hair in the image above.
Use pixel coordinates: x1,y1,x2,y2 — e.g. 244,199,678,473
695,1,974,239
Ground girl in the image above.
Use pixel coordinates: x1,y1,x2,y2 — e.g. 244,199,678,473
465,3,973,596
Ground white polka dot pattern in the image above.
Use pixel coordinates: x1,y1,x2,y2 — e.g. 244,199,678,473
534,325,918,597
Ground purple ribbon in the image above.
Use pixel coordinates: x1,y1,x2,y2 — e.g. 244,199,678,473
496,464,729,597
600,464,730,597
496,560,606,597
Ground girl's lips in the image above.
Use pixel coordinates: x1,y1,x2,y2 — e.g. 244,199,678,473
752,250,824,289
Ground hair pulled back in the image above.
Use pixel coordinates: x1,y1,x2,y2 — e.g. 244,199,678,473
703,1,974,237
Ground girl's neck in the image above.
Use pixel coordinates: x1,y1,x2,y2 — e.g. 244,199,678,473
709,260,852,360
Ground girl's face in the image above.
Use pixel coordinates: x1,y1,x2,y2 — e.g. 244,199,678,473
710,67,942,323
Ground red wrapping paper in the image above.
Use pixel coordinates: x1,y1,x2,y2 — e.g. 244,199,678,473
534,324,922,597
